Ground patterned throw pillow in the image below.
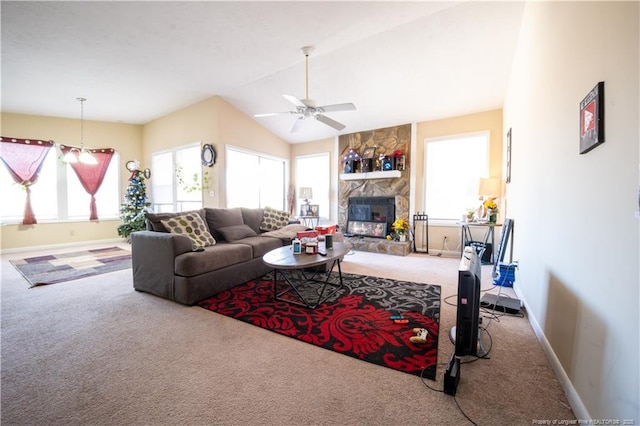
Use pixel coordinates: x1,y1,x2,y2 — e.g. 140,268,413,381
160,213,216,248
259,206,290,232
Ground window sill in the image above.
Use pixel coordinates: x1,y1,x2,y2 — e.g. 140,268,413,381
1,217,121,226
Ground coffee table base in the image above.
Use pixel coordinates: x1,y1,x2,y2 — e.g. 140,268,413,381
272,258,344,309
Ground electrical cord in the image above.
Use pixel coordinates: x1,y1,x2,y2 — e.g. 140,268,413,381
419,361,448,392
454,394,478,426
419,353,485,426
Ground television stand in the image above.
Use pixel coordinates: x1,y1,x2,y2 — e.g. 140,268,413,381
449,326,488,357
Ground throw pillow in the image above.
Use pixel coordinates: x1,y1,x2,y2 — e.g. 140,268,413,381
217,224,258,242
204,207,244,242
146,209,206,232
259,206,290,232
160,213,216,248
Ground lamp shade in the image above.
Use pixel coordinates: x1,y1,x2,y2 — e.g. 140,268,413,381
478,178,500,197
299,187,313,200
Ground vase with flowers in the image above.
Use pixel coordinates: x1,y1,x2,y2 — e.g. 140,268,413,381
392,218,410,242
483,198,499,223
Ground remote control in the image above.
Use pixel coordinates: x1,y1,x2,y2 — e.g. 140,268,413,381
393,319,409,324
390,315,405,320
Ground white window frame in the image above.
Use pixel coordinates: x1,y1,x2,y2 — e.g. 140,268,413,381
225,145,288,211
150,142,203,213
423,131,490,222
295,152,330,219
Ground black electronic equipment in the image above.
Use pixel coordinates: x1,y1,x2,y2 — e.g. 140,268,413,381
443,354,461,396
451,247,482,357
480,293,521,314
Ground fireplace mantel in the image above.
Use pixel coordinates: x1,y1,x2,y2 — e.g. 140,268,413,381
339,170,401,181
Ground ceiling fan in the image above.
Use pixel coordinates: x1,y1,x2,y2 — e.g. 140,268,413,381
254,46,356,133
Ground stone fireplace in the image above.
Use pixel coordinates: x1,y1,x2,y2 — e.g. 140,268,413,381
338,124,411,255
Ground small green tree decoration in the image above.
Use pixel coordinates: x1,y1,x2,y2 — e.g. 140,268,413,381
117,165,152,241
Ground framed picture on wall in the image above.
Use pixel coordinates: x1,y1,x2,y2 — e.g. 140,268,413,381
579,81,605,154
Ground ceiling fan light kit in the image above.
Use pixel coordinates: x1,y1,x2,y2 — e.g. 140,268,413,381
255,45,356,133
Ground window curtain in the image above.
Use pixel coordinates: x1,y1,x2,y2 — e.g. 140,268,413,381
0,136,55,224
59,145,115,220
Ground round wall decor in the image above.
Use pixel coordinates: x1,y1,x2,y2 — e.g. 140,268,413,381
126,160,139,172
201,144,216,167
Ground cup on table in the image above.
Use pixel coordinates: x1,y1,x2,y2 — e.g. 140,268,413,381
325,234,333,249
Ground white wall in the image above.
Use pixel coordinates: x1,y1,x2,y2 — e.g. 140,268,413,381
504,1,639,421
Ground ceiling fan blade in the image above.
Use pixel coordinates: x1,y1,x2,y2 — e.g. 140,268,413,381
283,95,307,108
318,103,356,113
315,114,346,131
290,116,305,133
254,111,292,118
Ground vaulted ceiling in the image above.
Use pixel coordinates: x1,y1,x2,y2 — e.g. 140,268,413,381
1,1,525,143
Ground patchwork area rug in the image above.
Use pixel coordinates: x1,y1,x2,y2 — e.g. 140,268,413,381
10,246,132,288
199,272,441,379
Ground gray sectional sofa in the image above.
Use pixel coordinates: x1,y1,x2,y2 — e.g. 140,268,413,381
131,207,308,305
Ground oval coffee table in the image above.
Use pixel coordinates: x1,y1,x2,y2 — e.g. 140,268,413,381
263,242,351,309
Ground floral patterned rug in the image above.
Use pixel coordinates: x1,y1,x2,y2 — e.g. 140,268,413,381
198,272,440,380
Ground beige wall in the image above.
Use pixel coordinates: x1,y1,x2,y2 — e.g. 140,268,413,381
1,113,142,250
143,97,220,207
413,110,503,252
143,96,290,209
0,106,505,255
216,98,291,208
503,1,638,420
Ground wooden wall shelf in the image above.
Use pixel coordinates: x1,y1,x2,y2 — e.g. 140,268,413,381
339,170,401,181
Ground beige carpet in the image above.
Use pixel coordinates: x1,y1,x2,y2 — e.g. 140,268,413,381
1,243,575,425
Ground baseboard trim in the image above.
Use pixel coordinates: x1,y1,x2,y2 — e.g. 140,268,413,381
513,285,590,420
1,238,126,255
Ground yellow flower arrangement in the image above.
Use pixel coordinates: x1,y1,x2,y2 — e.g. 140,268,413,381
483,198,498,211
392,218,410,233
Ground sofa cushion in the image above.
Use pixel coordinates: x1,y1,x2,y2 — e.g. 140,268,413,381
174,242,252,277
146,209,206,232
160,213,216,248
230,235,284,258
218,224,258,242
240,207,265,234
205,208,244,241
259,206,290,232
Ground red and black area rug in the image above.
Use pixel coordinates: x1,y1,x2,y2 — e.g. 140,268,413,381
198,272,440,380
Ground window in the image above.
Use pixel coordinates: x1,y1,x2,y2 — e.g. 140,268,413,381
424,132,489,220
150,143,202,213
295,153,330,218
226,146,287,210
0,146,120,223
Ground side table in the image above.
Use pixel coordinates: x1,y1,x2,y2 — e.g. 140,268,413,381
298,215,320,228
459,222,502,265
